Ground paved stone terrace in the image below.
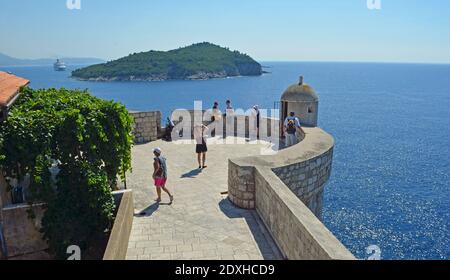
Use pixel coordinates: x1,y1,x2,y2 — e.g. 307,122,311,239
125,138,282,260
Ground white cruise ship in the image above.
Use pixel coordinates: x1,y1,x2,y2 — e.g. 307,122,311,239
53,59,67,71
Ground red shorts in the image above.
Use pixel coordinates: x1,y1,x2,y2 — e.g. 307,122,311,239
154,177,167,187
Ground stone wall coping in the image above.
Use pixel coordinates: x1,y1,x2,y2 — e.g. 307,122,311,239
230,127,334,169
255,166,356,260
103,189,134,260
2,203,46,211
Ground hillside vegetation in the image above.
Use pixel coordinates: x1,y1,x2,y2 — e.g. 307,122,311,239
72,42,262,81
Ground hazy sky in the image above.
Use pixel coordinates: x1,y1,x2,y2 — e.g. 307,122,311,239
1,0,449,63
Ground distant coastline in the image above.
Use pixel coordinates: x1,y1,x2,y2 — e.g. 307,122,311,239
0,53,104,67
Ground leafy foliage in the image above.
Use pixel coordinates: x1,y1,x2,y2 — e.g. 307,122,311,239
72,42,262,80
0,87,134,259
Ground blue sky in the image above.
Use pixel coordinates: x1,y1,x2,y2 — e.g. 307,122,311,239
1,0,449,63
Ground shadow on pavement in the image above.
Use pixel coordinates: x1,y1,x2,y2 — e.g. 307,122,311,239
181,168,203,178
135,201,173,217
218,198,283,260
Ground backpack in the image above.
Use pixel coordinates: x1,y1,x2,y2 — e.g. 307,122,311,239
155,157,168,178
287,119,297,134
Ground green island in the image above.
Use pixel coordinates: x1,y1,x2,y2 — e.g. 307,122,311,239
72,42,263,81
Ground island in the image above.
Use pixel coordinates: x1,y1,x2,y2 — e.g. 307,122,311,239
71,42,263,81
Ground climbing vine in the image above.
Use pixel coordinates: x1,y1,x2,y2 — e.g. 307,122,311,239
0,87,134,259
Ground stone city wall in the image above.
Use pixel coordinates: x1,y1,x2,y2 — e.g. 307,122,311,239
130,111,161,144
104,190,134,260
171,109,277,140
272,148,333,218
254,167,354,260
228,127,355,260
228,162,256,209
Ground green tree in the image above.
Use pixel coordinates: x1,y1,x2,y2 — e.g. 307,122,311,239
0,87,134,259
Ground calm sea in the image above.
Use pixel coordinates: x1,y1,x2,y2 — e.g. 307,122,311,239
1,62,449,260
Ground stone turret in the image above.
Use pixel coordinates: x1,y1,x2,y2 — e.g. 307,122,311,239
280,76,319,128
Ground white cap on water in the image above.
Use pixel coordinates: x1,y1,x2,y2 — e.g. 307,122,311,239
153,147,162,154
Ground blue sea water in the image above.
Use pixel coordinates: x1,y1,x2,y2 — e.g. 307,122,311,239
1,62,449,260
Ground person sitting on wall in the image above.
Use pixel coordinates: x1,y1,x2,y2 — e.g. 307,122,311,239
284,112,305,147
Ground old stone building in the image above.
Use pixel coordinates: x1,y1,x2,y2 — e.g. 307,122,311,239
280,76,319,128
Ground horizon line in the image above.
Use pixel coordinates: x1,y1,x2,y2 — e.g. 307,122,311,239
1,51,450,67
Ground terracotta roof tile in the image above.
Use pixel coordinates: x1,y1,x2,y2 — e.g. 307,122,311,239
0,71,30,107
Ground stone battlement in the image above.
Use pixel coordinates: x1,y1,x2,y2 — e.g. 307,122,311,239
128,109,355,260
228,127,355,260
129,111,161,144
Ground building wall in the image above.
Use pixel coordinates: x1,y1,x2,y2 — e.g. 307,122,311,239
1,204,49,259
285,101,319,127
130,111,161,144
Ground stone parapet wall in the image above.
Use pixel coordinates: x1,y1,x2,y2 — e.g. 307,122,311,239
103,190,134,260
254,167,354,260
130,111,161,144
272,148,333,218
228,162,255,209
171,109,277,140
228,127,355,259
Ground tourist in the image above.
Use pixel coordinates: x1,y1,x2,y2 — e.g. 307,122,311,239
211,101,221,122
163,117,175,141
194,124,209,169
224,100,234,117
252,105,261,139
284,112,305,147
152,147,174,203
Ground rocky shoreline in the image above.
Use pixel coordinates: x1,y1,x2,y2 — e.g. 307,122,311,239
72,71,261,82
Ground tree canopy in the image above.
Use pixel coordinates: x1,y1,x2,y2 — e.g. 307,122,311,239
72,42,262,81
0,87,134,259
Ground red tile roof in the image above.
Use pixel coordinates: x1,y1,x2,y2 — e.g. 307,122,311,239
0,71,30,107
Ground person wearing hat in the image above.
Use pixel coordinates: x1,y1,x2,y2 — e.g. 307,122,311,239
284,112,304,147
152,147,173,203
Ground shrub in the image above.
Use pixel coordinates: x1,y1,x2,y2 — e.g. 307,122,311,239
0,87,134,259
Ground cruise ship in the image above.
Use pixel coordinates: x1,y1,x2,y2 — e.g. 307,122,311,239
53,59,67,71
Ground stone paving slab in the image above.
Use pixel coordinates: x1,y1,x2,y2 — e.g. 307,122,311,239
125,138,282,260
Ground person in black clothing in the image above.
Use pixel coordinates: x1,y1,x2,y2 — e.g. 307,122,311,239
253,105,261,139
